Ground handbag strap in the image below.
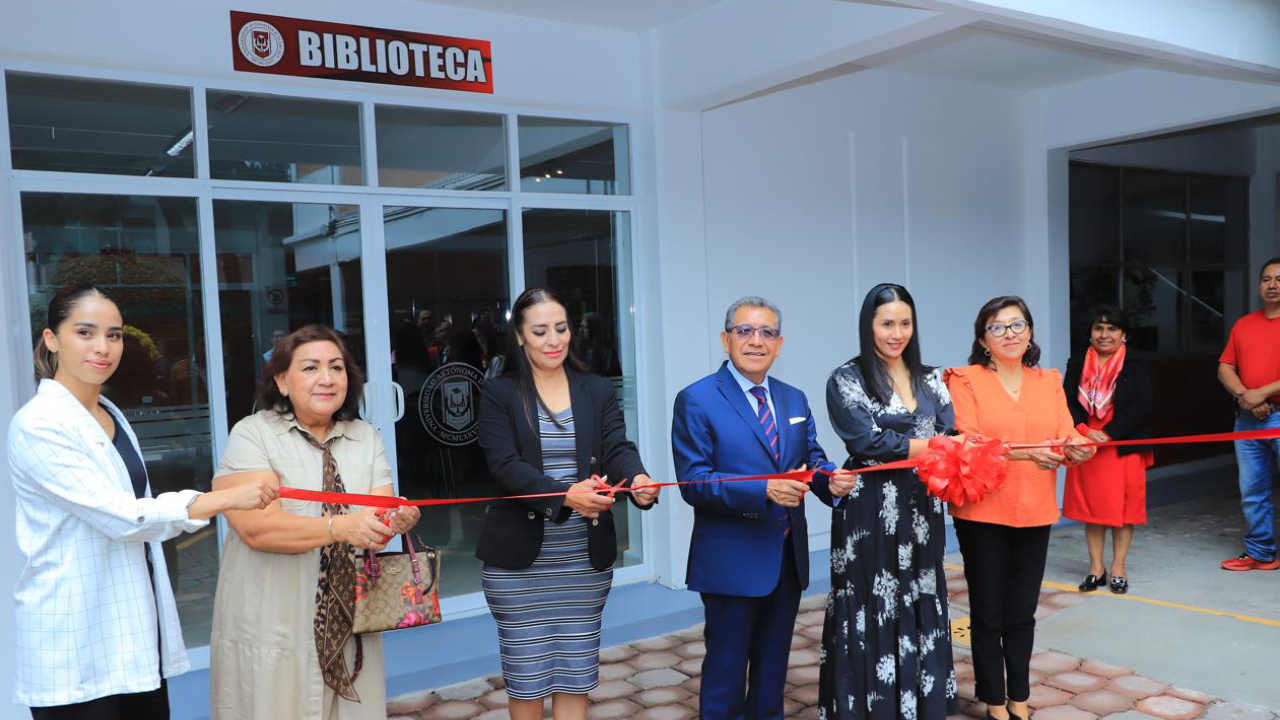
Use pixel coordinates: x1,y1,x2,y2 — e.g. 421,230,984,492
361,533,427,586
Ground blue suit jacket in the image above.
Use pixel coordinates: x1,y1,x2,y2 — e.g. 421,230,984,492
673,362,838,597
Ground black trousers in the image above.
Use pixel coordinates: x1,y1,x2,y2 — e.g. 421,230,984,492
953,518,1051,706
30,679,169,720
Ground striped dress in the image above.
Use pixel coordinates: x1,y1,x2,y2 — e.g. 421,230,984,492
481,407,614,699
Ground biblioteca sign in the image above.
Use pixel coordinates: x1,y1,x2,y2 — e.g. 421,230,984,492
230,11,493,93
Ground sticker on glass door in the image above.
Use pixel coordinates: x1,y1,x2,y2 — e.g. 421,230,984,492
419,363,484,446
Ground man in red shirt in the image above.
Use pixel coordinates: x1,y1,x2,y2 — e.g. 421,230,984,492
1218,257,1280,571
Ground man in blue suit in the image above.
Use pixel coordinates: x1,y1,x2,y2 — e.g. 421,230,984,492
673,296,858,720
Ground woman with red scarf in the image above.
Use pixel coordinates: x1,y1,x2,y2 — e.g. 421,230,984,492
1063,306,1153,595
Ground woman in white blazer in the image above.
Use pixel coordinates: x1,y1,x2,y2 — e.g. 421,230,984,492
7,284,276,719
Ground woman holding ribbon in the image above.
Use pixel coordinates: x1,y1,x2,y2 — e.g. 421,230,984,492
819,283,960,720
1063,306,1152,595
945,296,1093,720
209,325,420,720
9,284,277,719
475,287,658,720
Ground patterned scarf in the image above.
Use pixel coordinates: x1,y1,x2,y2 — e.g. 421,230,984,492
1078,344,1126,420
299,430,361,702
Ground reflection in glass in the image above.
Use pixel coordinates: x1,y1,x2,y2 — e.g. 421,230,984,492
519,116,630,194
21,192,212,646
213,201,364,427
1123,267,1185,353
375,106,505,191
1189,177,1248,264
522,208,641,567
1122,170,1186,265
6,72,195,177
206,90,363,185
1189,269,1244,351
383,207,508,597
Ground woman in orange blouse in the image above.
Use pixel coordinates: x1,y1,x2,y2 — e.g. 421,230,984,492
945,296,1093,720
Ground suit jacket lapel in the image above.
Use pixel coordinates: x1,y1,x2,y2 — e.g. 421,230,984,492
513,386,544,472
41,380,131,493
568,370,593,479
715,366,777,468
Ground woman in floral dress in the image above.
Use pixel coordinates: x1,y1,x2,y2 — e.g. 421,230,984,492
818,284,959,720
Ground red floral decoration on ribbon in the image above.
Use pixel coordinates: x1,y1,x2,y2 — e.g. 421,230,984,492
915,436,1009,506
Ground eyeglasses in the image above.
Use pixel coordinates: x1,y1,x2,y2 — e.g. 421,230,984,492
986,320,1029,338
728,324,781,341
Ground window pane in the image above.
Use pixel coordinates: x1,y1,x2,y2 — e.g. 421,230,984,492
21,192,212,646
213,201,364,426
383,207,508,598
6,72,194,177
1122,170,1185,265
1123,266,1185,353
1190,177,1248,264
1069,164,1120,264
519,116,629,194
207,91,362,185
522,208,641,567
375,106,505,191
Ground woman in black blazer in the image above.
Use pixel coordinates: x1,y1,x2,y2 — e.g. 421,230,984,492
475,287,657,720
1062,306,1153,595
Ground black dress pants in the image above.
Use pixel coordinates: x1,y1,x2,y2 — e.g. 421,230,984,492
953,518,1051,706
30,678,169,720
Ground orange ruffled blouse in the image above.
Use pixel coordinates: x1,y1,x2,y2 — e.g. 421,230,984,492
945,365,1086,528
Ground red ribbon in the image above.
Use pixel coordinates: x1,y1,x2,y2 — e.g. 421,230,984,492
278,427,1280,508
1012,427,1280,450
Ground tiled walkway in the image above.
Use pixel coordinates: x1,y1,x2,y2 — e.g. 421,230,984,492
386,568,1278,720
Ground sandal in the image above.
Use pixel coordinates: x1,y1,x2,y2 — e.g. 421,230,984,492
1110,576,1128,595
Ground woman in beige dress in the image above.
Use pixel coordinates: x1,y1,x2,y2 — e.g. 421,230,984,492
210,325,421,720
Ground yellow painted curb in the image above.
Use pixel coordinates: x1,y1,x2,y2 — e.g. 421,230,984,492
945,564,1280,629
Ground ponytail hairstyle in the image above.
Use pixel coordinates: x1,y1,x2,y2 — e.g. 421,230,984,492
33,284,117,383
500,287,587,430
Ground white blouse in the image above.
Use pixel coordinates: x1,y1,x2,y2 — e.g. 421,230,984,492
7,379,207,707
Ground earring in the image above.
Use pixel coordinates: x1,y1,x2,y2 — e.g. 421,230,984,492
984,348,991,356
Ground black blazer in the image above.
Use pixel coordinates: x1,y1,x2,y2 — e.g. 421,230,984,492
1063,354,1152,457
475,367,653,570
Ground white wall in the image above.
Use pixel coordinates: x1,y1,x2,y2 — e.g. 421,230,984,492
0,0,643,113
912,0,1280,79
657,67,1029,558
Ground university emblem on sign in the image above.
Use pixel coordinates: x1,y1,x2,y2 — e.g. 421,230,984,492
419,363,485,446
237,20,285,67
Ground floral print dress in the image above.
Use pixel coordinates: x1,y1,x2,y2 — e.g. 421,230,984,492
817,363,959,720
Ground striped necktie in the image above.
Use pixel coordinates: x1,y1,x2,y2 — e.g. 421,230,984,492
748,385,780,461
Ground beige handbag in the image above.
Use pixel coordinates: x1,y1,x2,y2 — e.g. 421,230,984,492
353,533,442,634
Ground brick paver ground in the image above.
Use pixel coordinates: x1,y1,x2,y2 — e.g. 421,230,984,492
386,568,1277,720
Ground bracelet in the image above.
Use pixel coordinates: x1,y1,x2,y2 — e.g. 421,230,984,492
327,515,335,543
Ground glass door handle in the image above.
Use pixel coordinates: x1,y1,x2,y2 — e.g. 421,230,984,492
391,381,405,423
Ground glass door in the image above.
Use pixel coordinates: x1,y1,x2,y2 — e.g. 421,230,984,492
211,199,364,429
378,204,510,598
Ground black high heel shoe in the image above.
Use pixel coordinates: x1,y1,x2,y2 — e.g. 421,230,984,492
1078,572,1108,591
1110,576,1128,594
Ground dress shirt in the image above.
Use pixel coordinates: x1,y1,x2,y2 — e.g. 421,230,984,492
725,361,778,426
8,379,206,706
